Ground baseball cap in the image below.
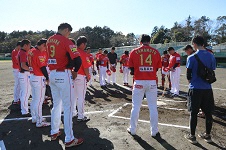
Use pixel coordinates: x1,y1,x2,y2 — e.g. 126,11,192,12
16,41,21,46
37,38,47,46
167,47,174,51
183,45,193,51
104,50,108,54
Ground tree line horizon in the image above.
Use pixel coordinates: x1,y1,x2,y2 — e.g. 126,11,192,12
0,15,225,53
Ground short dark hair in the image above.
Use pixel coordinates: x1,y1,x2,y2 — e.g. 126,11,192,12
98,48,102,51
167,47,175,51
192,35,205,46
69,38,76,44
140,34,151,43
163,50,168,54
16,41,21,46
76,36,87,46
111,47,115,50
20,39,31,47
37,38,47,46
183,45,193,51
125,50,129,55
104,50,108,54
58,23,73,31
86,47,91,50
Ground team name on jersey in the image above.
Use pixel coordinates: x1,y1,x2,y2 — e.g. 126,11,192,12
47,39,60,45
135,49,157,55
139,66,153,72
48,59,57,64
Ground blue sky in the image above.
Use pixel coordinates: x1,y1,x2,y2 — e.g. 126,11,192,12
1,0,226,35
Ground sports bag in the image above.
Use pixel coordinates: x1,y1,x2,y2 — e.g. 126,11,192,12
194,54,216,84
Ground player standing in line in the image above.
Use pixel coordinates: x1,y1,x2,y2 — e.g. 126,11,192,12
97,50,110,88
28,39,50,127
119,50,130,86
161,50,171,90
164,47,181,98
72,36,92,122
127,34,161,137
107,47,117,85
12,41,21,105
95,48,103,75
184,35,216,144
18,39,32,117
86,47,96,86
47,23,83,147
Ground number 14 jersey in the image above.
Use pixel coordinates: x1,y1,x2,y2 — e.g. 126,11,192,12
129,45,161,80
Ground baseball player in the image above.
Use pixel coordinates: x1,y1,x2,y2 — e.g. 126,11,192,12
127,34,161,137
97,50,110,87
18,39,32,116
161,50,171,89
47,23,83,147
72,36,92,122
86,47,96,86
164,47,181,97
95,48,103,74
119,50,130,86
107,47,117,84
28,39,50,127
11,41,21,105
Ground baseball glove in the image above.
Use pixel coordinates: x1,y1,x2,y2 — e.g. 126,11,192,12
106,69,112,76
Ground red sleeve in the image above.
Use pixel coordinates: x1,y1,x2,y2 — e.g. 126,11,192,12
65,40,80,59
83,54,92,69
168,56,176,69
20,51,27,63
129,52,134,68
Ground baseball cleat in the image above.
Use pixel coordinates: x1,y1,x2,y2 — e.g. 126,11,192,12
32,118,47,124
77,116,90,122
13,100,21,105
198,133,212,143
51,131,61,141
184,134,197,144
127,128,136,136
65,138,84,148
22,113,31,117
36,121,50,128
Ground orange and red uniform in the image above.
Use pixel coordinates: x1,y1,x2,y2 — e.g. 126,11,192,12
129,45,161,80
77,48,92,75
12,49,20,69
98,54,109,67
120,54,129,67
47,33,80,70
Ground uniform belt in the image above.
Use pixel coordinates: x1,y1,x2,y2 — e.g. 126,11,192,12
56,68,67,72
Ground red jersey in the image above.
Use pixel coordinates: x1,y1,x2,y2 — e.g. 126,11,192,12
95,52,102,60
18,49,29,72
28,47,47,76
120,54,129,67
98,54,109,67
168,52,181,69
161,54,170,68
77,48,92,75
46,33,80,70
129,45,161,80
87,53,94,64
11,49,20,69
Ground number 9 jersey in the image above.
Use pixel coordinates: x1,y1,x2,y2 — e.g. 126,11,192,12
129,45,161,80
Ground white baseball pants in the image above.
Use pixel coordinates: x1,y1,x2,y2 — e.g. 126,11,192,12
73,74,87,119
99,66,107,86
49,70,75,143
123,66,129,84
18,71,31,115
170,67,181,95
30,75,46,126
88,66,95,86
13,69,20,102
107,64,116,84
128,80,159,136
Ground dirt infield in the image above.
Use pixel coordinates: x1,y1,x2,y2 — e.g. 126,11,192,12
0,61,225,150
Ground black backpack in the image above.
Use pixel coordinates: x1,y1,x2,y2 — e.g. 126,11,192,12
194,54,216,84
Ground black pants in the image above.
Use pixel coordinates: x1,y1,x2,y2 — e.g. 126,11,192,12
187,89,214,135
